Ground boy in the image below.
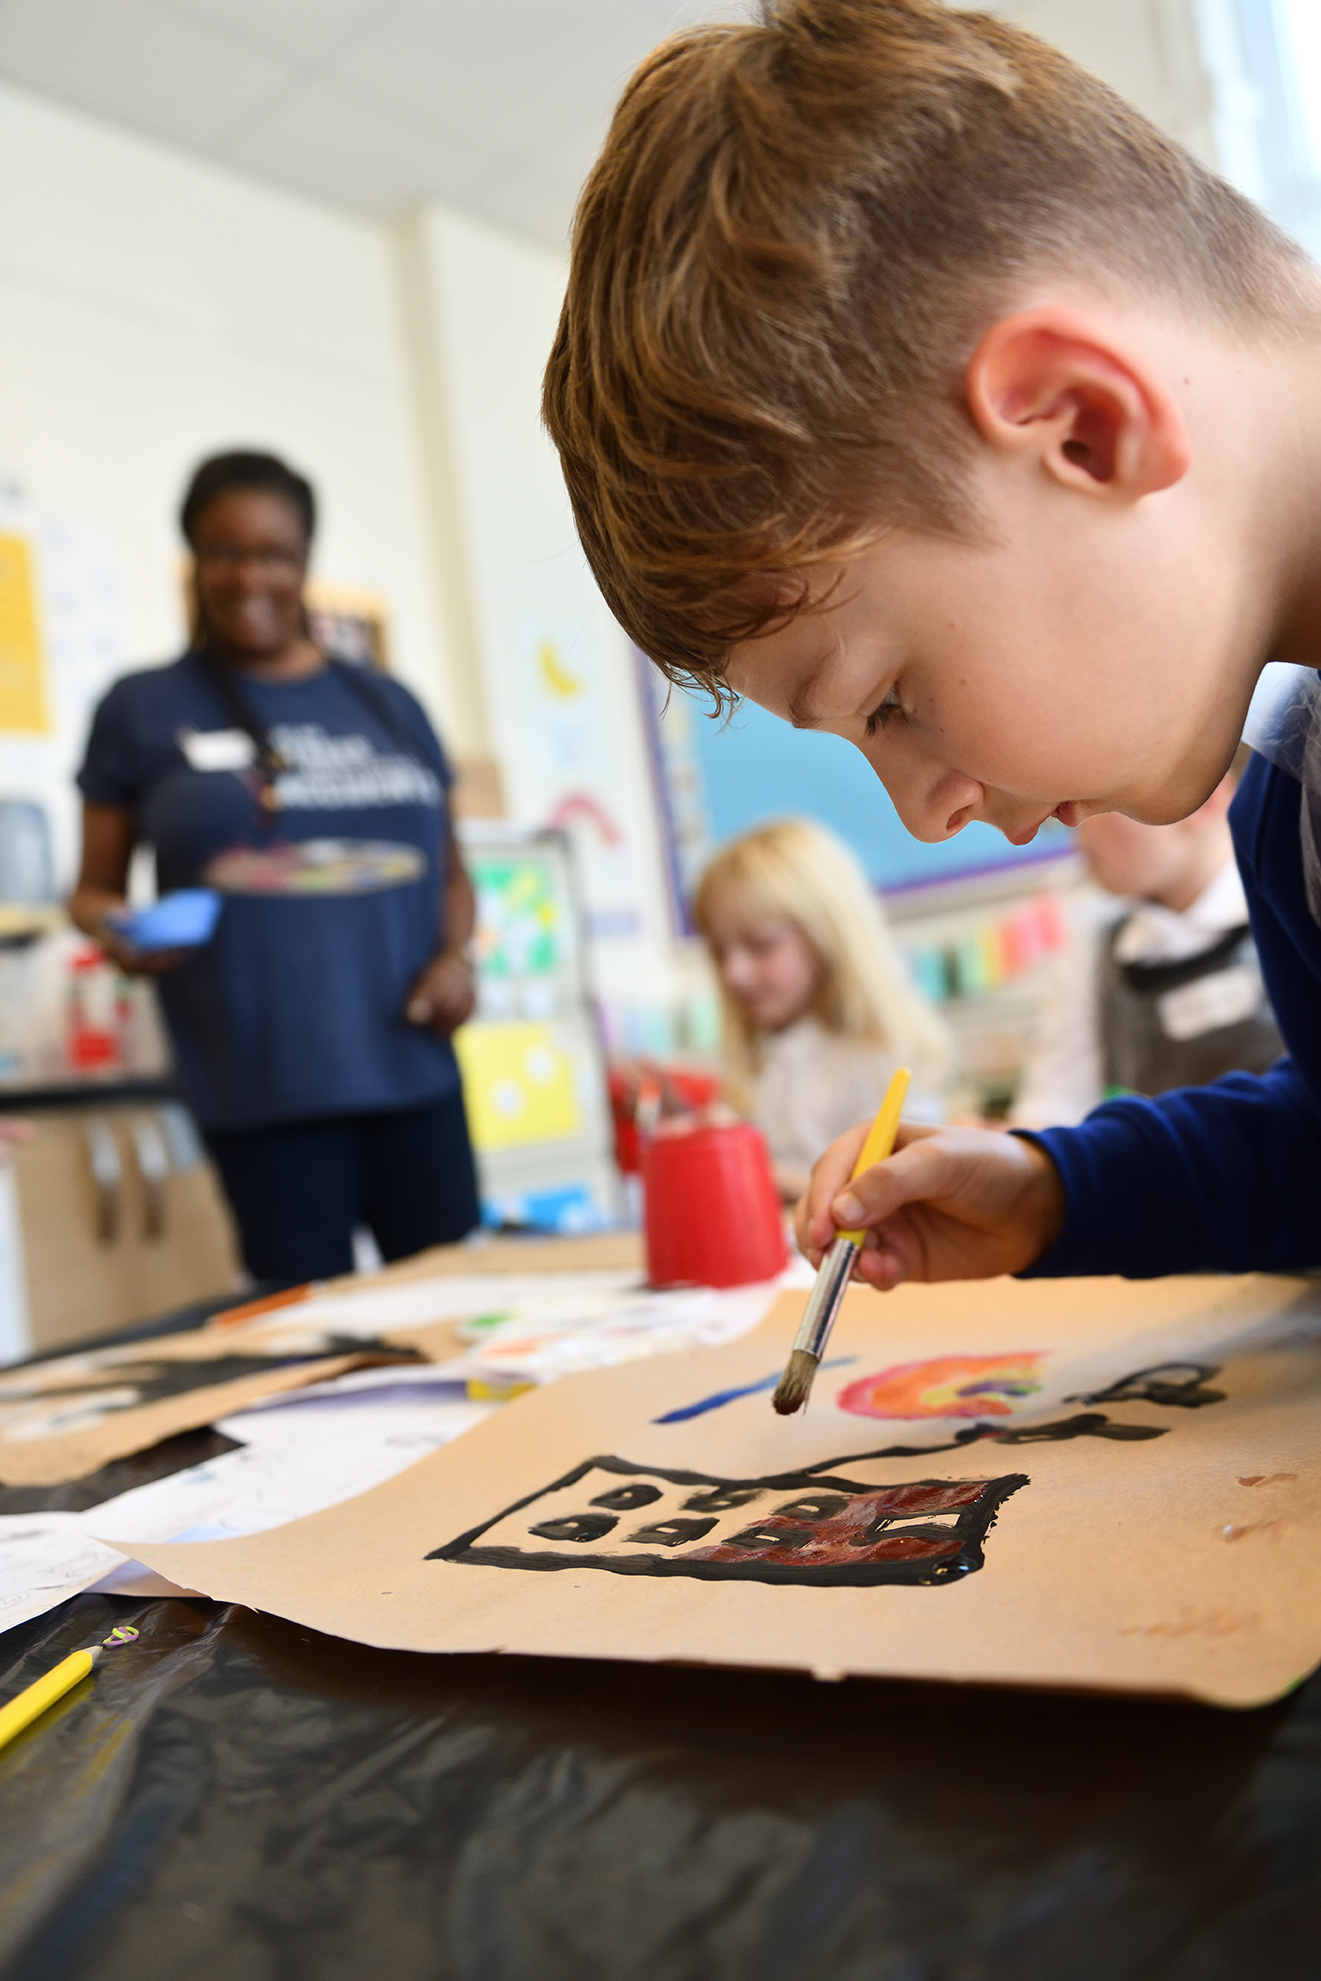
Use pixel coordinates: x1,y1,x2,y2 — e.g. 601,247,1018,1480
1011,753,1281,1126
543,0,1321,1284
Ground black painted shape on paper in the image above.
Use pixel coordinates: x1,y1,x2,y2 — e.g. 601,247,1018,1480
625,1516,719,1548
429,1455,1028,1588
724,1522,814,1553
858,1412,1168,1458
682,1485,762,1513
774,1494,851,1521
528,1512,618,1544
1064,1363,1227,1410
591,1483,663,1511
1,1335,421,1423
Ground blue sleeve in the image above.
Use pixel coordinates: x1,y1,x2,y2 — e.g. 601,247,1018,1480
76,680,146,809
1015,1056,1321,1277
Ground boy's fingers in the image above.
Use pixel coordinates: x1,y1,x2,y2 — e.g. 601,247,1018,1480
831,1133,953,1227
797,1118,942,1259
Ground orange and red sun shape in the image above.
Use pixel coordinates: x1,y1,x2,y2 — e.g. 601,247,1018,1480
837,1352,1045,1420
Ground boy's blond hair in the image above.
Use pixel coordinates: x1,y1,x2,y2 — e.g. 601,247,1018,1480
544,0,1314,699
692,816,950,1111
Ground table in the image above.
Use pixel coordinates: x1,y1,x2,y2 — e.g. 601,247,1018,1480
0,1581,1317,1978
0,1250,1318,1979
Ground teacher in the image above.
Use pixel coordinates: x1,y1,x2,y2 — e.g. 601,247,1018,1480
71,449,481,1284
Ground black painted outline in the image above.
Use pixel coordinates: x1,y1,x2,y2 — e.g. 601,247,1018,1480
427,1454,1028,1588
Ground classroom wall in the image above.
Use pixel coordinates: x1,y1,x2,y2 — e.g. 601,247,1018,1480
0,79,680,1003
0,3,1263,950
988,0,1263,196
0,78,454,765
398,203,682,1005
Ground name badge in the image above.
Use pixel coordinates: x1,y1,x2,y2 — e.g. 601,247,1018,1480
178,728,256,772
1158,964,1261,1041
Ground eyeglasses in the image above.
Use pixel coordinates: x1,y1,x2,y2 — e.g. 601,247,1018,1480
194,546,305,574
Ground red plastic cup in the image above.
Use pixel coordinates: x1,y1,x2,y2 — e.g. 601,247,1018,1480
642,1122,787,1288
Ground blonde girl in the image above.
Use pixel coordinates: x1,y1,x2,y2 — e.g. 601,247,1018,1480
693,818,950,1201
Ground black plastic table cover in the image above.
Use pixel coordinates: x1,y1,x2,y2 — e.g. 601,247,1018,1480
1,1574,1319,1980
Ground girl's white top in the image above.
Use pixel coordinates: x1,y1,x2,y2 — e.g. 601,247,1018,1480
747,1015,942,1179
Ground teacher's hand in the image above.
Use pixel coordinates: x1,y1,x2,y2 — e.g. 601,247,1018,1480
407,952,477,1036
95,922,190,977
795,1119,1066,1289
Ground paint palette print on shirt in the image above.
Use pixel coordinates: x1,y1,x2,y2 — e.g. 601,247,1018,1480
429,1457,1027,1587
204,838,425,896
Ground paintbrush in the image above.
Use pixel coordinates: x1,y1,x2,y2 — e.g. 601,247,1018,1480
772,1066,911,1416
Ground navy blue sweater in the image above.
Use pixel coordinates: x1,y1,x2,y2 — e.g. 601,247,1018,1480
1021,750,1321,1276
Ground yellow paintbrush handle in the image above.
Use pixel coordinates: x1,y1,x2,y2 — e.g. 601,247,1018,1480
838,1067,911,1246
0,1648,95,1753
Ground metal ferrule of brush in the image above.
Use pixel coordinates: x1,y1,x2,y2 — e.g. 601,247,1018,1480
792,1234,860,1360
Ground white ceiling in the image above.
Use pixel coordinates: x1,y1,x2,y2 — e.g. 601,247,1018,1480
0,0,752,249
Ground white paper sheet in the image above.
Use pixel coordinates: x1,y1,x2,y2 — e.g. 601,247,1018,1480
0,1514,128,1632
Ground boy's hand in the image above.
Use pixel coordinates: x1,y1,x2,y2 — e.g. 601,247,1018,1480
795,1120,1066,1288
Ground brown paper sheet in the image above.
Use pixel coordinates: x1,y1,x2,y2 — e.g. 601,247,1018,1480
124,1272,1321,1707
0,1318,406,1487
0,1233,645,1487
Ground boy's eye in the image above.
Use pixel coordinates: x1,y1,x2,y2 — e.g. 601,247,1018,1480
865,687,904,737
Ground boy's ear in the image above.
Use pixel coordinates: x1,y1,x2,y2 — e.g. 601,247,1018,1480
965,307,1191,498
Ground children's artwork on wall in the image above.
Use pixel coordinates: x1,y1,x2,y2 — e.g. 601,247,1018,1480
453,1020,583,1151
125,1272,1321,1707
0,533,51,734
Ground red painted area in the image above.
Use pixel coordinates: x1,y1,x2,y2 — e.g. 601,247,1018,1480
687,1478,992,1570
837,1352,1045,1420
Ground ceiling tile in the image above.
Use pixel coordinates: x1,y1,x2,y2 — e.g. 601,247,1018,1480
0,0,289,148
470,111,614,239
158,0,400,67
328,0,663,142
223,75,485,219
0,0,761,240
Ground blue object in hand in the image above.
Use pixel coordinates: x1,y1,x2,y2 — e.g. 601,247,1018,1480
107,888,222,952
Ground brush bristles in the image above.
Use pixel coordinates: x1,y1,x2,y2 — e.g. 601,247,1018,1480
772,1347,820,1416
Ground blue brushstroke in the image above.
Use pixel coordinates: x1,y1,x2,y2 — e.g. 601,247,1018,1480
653,1357,857,1423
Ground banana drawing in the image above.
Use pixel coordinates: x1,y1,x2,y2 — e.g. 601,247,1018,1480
537,639,582,699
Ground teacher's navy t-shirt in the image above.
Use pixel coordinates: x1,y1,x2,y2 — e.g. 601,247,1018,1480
78,652,461,1132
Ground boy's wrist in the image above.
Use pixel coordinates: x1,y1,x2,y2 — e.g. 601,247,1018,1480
1008,1131,1067,1264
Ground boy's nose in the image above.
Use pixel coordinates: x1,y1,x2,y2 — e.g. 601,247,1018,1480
886,762,985,843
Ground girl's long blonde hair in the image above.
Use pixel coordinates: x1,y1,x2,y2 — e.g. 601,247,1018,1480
693,817,950,1112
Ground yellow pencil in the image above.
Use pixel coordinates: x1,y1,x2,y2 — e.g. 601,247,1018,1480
0,1624,138,1755
772,1066,911,1416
